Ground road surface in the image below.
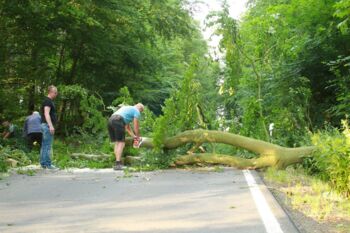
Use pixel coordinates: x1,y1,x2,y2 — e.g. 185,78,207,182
0,167,299,233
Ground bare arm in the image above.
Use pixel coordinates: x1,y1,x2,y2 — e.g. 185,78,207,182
133,118,140,138
44,106,55,135
3,132,10,139
125,124,135,137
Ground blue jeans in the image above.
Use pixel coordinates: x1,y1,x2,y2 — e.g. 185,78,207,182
40,123,53,167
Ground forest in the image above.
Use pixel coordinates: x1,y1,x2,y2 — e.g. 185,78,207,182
1,0,350,197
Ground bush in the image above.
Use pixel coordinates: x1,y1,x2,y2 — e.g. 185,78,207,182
0,145,32,172
312,120,350,197
56,85,106,135
52,134,114,169
0,154,8,173
132,150,177,171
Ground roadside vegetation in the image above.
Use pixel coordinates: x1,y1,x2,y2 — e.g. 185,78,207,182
263,167,350,233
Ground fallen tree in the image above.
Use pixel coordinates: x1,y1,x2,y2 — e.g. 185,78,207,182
125,129,315,169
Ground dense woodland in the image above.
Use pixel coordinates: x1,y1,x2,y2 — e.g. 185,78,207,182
1,0,350,196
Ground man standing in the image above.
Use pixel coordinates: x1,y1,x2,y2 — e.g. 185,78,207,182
23,111,42,151
108,103,144,170
40,85,58,169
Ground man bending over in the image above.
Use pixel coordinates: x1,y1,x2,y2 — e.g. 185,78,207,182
108,103,144,170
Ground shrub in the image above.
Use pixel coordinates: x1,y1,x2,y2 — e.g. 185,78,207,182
0,154,8,173
57,85,106,135
0,145,32,172
312,120,350,197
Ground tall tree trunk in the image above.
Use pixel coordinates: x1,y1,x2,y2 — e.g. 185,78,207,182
67,42,83,84
28,45,39,114
56,43,65,82
27,82,35,114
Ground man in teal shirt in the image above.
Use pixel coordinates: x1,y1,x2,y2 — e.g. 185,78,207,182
108,103,144,170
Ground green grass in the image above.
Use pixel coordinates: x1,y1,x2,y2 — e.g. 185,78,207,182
263,167,350,225
16,169,36,176
213,166,224,172
264,167,289,184
1,136,170,172
122,168,133,178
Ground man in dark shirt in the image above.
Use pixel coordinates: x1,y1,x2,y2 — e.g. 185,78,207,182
40,85,58,169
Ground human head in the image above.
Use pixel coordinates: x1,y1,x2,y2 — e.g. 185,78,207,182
33,111,40,115
48,85,58,99
135,103,144,113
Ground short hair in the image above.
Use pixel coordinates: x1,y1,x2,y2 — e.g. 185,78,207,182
135,103,144,111
48,85,57,93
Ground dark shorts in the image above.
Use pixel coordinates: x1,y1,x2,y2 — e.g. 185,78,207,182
108,115,125,142
27,132,42,148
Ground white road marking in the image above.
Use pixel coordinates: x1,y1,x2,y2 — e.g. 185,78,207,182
243,170,284,233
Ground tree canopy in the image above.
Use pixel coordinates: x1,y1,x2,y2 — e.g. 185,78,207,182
0,0,349,145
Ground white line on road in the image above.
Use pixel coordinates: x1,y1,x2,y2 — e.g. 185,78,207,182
243,170,284,233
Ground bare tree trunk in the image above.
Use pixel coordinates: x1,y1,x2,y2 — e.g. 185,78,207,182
125,129,315,169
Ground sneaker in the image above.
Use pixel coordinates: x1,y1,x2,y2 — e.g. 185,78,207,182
113,163,123,171
46,165,59,170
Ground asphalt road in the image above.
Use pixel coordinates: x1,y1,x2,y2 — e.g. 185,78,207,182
0,167,299,233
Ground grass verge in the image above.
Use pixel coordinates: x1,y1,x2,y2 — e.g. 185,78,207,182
262,167,350,233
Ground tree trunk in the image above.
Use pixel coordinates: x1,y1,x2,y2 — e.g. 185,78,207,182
67,42,83,84
27,82,35,114
125,129,315,169
56,42,65,82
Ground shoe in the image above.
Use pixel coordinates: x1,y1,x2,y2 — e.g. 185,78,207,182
46,165,59,170
113,163,123,170
113,161,126,171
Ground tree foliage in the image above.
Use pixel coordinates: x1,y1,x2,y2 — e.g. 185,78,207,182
0,0,211,130
211,0,350,146
153,55,220,148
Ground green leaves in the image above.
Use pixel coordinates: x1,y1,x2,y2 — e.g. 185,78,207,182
334,0,350,34
210,0,350,146
57,85,105,135
0,0,208,135
111,86,134,107
312,120,350,197
152,54,219,148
